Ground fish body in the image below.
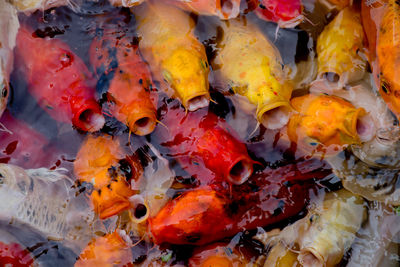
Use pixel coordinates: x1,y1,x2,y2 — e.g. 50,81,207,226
166,0,241,20
0,164,95,247
375,0,400,119
0,0,19,118
134,1,210,111
90,19,157,136
212,19,292,130
149,160,329,245
15,26,105,132
75,231,132,267
9,0,68,12
312,7,366,92
287,94,372,156
0,112,61,169
254,0,304,28
157,102,254,185
74,135,142,219
108,0,144,7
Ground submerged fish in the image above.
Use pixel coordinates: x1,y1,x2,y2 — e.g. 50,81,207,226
188,243,249,266
134,1,210,111
0,0,19,118
74,135,143,220
212,19,292,130
15,26,105,132
254,0,304,28
311,7,367,92
75,231,133,267
90,17,157,136
0,241,34,266
0,164,97,251
166,0,241,20
287,94,374,156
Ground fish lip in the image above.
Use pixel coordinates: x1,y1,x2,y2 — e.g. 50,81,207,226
216,0,241,19
127,110,157,136
72,100,105,132
184,92,210,112
97,199,131,220
226,156,254,185
257,101,292,130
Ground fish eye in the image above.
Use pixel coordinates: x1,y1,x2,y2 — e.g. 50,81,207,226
1,83,7,98
118,158,133,182
0,172,3,185
381,80,391,95
200,60,208,70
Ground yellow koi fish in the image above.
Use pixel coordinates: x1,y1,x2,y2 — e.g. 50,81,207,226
212,19,292,130
287,94,373,156
312,7,366,93
134,1,210,111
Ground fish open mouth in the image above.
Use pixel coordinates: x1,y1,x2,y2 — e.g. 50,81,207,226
227,158,254,185
218,0,240,19
298,248,324,267
78,109,105,132
129,195,149,223
260,104,292,130
129,114,157,136
186,94,209,112
355,114,375,142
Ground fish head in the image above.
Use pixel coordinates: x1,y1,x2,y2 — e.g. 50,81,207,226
287,95,375,156
161,47,210,111
378,68,400,119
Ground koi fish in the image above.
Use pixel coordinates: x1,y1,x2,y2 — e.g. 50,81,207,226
9,0,83,12
254,0,304,28
287,94,374,156
75,231,132,267
375,0,400,119
188,243,249,266
134,1,210,111
0,112,62,169
15,26,105,132
212,19,292,130
255,189,365,267
0,241,34,266
157,101,255,185
0,164,97,251
90,19,157,136
311,7,367,92
149,160,330,245
74,135,143,219
166,0,241,20
0,0,19,118
262,242,300,267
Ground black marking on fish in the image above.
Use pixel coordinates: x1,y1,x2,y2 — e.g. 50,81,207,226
272,200,285,217
185,233,202,243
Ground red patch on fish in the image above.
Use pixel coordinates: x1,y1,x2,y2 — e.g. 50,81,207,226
0,242,34,266
255,0,303,26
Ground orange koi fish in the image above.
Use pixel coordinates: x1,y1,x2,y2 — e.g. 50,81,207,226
90,18,157,136
188,243,249,266
254,0,304,28
15,26,104,132
134,1,210,111
75,231,132,267
74,135,142,219
166,0,241,20
149,160,330,245
287,94,374,156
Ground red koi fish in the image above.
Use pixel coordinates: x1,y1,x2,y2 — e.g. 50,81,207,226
0,111,63,169
90,20,157,136
157,102,255,185
15,26,104,132
0,242,34,267
149,160,330,245
254,0,304,28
